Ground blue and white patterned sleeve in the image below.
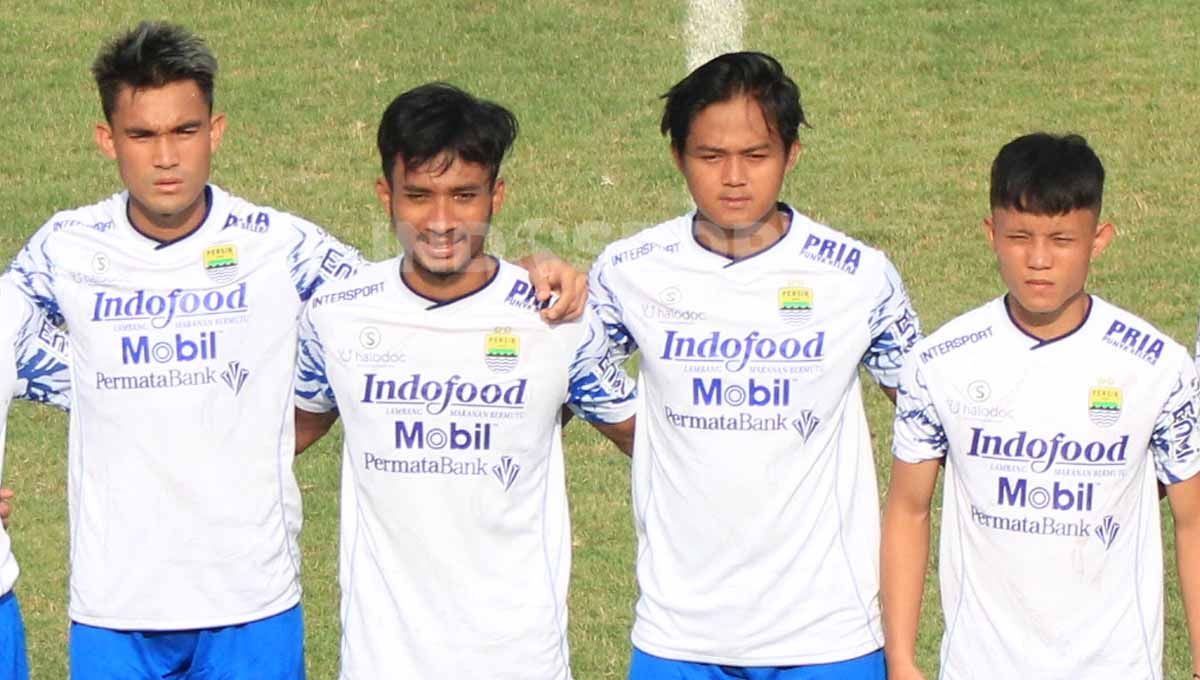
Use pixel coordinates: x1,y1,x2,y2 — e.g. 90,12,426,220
565,306,638,424
587,254,638,365
5,222,63,325
892,358,947,463
13,299,70,411
294,303,337,413
862,257,921,388
1149,352,1200,485
287,219,365,302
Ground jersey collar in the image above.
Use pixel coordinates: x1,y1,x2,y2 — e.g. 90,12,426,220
689,203,796,268
1002,293,1094,350
395,255,501,310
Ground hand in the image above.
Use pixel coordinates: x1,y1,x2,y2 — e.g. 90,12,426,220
519,252,587,323
0,488,14,529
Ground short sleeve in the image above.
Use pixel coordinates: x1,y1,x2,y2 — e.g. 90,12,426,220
565,307,638,424
1150,351,1200,485
862,257,921,388
287,219,366,302
12,294,71,411
586,252,638,365
294,303,337,413
892,357,948,463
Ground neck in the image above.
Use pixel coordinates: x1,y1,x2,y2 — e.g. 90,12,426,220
127,191,209,244
401,255,497,303
1007,291,1091,341
693,205,789,260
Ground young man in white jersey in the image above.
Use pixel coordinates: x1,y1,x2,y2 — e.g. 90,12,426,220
0,280,70,680
588,52,921,679
882,133,1200,679
3,22,587,679
293,83,637,679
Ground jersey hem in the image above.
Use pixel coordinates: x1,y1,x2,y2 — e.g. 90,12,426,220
630,632,882,666
67,590,300,631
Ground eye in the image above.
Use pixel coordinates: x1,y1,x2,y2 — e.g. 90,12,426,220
455,192,479,201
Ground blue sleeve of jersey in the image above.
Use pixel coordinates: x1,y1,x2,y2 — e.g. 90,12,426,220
5,224,63,325
1150,354,1200,485
565,308,638,424
862,257,921,388
587,255,638,364
288,219,365,302
14,305,71,411
295,304,337,412
892,359,947,462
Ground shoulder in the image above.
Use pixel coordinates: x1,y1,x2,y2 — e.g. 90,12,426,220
31,192,125,243
909,298,1003,369
307,260,393,315
790,210,890,278
215,187,336,242
0,279,32,340
1088,296,1187,368
594,214,691,273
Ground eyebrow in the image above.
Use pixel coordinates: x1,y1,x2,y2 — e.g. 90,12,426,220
692,143,772,154
123,120,205,135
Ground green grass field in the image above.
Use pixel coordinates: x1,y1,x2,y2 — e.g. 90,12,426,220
3,1,1200,677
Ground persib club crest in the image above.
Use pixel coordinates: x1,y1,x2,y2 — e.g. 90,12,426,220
778,286,813,325
484,328,519,373
1088,386,1122,427
203,244,239,284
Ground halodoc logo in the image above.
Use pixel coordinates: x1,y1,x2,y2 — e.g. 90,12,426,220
360,373,527,415
967,427,1128,473
659,330,825,372
91,283,248,329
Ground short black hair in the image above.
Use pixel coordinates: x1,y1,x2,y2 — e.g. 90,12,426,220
660,51,806,155
990,133,1105,215
91,21,217,121
377,83,518,185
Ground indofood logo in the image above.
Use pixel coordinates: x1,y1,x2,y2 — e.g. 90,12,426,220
1088,386,1122,427
659,330,825,372
484,328,519,374
202,244,239,284
777,286,813,325
966,427,1128,474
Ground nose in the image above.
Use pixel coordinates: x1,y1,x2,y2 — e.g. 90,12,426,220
153,135,179,169
721,156,747,186
1028,237,1052,269
426,197,456,233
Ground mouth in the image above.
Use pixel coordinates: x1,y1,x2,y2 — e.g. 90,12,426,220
418,234,465,258
154,178,184,192
1025,279,1054,291
719,196,752,208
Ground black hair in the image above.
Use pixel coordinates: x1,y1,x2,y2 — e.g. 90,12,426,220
990,133,1105,215
377,83,518,184
91,21,217,121
660,51,806,155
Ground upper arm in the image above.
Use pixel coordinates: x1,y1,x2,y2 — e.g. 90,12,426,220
862,257,921,389
564,308,638,425
586,254,638,363
287,219,364,302
294,304,338,413
5,222,63,324
1149,352,1200,486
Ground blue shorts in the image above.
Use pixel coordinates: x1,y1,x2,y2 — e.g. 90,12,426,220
629,647,885,680
69,604,304,680
0,591,29,680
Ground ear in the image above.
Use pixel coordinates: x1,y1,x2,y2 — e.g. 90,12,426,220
784,141,801,171
94,122,116,160
983,214,997,248
1091,221,1115,259
374,176,392,211
209,112,227,153
491,177,506,216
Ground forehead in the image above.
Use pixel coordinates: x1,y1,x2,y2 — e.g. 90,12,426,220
110,80,209,125
991,207,1099,233
392,154,493,188
685,94,779,148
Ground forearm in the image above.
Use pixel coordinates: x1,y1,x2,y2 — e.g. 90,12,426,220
1175,518,1200,674
881,502,931,671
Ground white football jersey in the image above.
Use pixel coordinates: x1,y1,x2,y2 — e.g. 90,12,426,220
0,279,70,596
295,258,637,680
589,205,921,665
894,295,1200,679
4,185,360,629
